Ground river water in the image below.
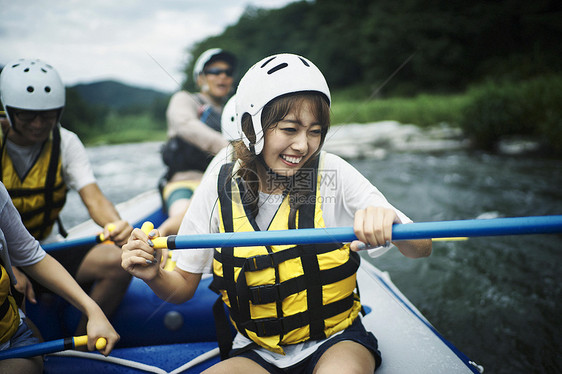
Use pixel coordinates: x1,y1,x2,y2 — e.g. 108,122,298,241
58,129,561,374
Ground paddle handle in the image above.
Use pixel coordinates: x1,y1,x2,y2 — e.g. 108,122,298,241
0,336,107,360
97,223,116,243
74,335,107,350
148,215,562,249
141,221,154,235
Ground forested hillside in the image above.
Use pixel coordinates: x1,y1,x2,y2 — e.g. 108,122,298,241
72,81,168,110
185,0,560,95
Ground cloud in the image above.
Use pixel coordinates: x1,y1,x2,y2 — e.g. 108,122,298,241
0,0,296,92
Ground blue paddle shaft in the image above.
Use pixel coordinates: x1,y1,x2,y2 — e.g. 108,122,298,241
165,215,562,249
43,234,103,252
0,337,74,360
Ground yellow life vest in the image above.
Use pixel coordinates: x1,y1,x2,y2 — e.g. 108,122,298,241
212,155,362,354
0,264,20,344
0,128,67,240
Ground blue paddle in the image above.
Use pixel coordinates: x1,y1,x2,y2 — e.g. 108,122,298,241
42,224,116,253
151,215,562,249
0,335,106,360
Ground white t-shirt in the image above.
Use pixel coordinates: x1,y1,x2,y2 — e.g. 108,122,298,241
175,151,412,367
203,143,235,182
58,126,97,191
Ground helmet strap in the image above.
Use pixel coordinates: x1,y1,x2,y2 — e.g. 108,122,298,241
4,107,23,136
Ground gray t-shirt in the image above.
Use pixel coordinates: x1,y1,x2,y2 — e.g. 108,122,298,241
5,141,43,179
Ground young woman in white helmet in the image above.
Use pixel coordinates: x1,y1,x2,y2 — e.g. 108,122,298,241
158,48,237,237
122,53,431,373
0,58,133,335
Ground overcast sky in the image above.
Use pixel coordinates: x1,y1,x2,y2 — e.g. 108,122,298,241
0,0,297,93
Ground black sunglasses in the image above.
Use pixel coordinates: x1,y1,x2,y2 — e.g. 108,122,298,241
204,67,234,77
14,110,59,123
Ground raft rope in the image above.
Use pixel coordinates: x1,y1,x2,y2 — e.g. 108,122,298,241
51,347,220,374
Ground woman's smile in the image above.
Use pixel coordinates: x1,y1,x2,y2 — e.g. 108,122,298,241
280,154,304,166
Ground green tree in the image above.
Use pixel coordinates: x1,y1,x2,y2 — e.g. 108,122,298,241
63,87,107,138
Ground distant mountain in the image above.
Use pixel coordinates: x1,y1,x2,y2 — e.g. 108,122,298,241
70,80,170,110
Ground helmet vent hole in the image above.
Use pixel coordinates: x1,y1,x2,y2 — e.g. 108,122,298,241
45,86,51,93
24,68,30,73
267,63,288,75
298,58,310,67
27,86,34,93
41,68,47,73
261,57,276,68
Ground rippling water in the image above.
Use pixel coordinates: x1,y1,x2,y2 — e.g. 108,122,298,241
59,140,562,374
59,141,166,227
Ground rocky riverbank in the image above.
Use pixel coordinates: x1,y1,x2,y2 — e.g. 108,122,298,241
324,121,544,159
323,121,468,159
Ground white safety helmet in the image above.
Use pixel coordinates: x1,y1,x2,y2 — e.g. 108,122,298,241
192,48,237,84
1,58,65,112
235,53,331,155
221,95,240,141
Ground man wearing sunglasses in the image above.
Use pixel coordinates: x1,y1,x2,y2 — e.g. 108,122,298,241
0,58,133,334
159,48,237,237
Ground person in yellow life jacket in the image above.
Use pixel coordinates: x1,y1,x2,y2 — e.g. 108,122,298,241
158,48,237,237
0,59,133,334
121,54,432,373
0,182,119,373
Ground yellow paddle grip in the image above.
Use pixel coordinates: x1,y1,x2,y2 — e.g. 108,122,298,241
139,222,173,268
141,221,166,248
96,337,107,350
73,336,107,350
98,223,116,242
141,221,154,235
151,237,168,249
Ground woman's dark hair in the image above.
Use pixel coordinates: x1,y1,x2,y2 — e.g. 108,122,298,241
232,91,330,224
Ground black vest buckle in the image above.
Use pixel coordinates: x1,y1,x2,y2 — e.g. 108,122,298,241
246,253,275,271
249,283,281,304
250,317,284,337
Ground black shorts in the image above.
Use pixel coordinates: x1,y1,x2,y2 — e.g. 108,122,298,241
34,244,92,295
232,318,382,373
48,244,90,278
